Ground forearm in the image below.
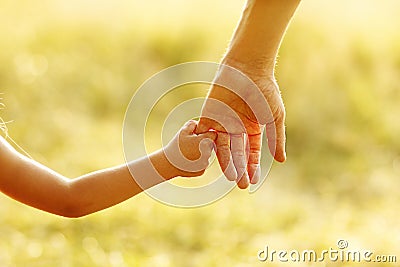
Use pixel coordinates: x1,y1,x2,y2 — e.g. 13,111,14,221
68,149,177,217
223,0,301,74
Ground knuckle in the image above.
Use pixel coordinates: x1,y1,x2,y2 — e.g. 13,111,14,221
273,103,286,121
232,151,246,157
248,153,261,163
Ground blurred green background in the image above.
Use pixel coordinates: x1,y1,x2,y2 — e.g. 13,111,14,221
1,0,400,266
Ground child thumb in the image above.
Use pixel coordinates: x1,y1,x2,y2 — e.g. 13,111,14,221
181,120,197,134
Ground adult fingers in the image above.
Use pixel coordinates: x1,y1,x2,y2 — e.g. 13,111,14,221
266,112,286,163
215,132,237,181
195,117,213,134
248,133,262,184
231,133,249,189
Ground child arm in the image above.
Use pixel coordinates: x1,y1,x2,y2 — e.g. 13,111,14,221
0,121,216,218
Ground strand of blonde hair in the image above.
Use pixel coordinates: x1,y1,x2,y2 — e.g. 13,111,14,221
0,99,33,159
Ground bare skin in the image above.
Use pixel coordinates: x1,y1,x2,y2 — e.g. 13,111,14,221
196,0,301,189
0,120,216,218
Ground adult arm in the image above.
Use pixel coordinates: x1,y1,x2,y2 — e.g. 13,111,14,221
196,0,301,188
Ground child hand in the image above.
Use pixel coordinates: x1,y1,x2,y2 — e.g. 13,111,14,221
164,120,217,178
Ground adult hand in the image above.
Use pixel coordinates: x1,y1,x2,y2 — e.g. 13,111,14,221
194,0,300,189
195,62,286,189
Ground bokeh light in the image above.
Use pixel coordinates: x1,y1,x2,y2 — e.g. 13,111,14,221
1,0,399,266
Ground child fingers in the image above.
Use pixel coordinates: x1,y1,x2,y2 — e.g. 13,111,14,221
198,132,217,157
199,131,217,142
199,139,214,160
181,120,198,134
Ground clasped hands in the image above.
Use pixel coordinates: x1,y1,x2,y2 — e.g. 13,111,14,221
188,62,287,189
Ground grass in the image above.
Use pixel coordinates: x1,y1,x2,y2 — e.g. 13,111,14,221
1,0,400,266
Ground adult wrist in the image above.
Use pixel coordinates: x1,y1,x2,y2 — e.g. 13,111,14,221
221,55,276,80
